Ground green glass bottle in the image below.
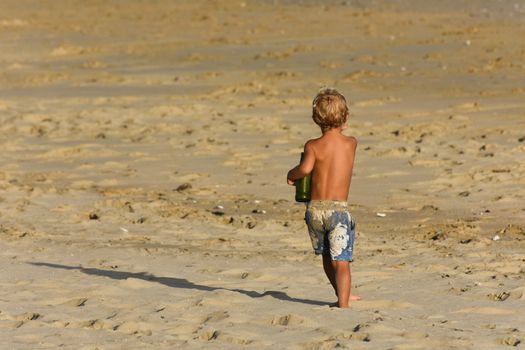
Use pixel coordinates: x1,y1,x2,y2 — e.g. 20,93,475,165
295,152,311,202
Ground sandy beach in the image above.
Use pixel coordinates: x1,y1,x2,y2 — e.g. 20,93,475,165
1,0,524,349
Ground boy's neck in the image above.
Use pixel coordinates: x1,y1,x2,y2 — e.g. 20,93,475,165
322,126,344,135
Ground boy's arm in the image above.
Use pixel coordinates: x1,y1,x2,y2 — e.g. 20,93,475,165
347,136,358,184
287,141,315,185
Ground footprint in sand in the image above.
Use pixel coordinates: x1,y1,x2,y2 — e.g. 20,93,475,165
62,298,88,307
198,328,220,341
219,334,254,345
454,307,515,315
69,319,110,330
9,312,41,329
331,330,371,342
202,311,229,323
270,314,305,326
14,312,41,321
114,321,152,336
500,336,521,346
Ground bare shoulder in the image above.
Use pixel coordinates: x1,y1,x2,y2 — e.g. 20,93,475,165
344,135,358,148
305,137,321,150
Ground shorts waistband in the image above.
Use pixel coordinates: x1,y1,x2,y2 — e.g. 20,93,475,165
307,200,348,210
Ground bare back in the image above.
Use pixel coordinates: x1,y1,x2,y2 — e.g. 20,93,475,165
307,130,357,201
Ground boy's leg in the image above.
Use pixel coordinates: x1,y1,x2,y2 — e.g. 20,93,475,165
324,255,361,306
332,260,351,308
322,253,338,295
325,211,360,307
323,256,361,307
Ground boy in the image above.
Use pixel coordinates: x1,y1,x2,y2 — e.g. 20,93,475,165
287,88,359,308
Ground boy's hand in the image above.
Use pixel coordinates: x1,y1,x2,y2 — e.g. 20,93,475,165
287,171,295,185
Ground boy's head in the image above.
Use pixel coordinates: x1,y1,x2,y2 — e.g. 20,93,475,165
312,88,349,132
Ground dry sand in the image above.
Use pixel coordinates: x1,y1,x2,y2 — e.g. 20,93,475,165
1,0,525,349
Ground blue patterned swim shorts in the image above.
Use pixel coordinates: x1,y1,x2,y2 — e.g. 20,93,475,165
305,200,356,261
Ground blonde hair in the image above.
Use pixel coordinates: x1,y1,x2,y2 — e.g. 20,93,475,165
312,88,349,131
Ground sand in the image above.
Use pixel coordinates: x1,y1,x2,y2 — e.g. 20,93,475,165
1,0,524,349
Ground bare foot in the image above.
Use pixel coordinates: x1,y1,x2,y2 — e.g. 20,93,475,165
329,295,361,308
350,294,361,301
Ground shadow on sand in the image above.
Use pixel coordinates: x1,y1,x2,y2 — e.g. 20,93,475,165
29,262,329,307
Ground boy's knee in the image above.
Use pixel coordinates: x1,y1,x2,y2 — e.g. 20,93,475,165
333,260,350,270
